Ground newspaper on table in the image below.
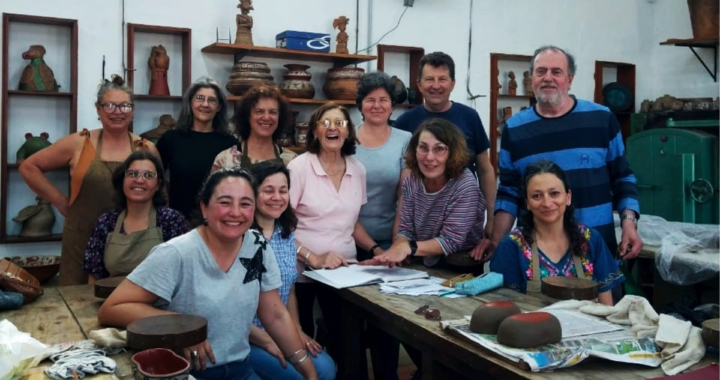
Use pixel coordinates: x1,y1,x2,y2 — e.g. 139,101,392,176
379,276,465,298
443,309,662,372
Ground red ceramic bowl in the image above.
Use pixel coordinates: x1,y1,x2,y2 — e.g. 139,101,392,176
131,348,190,380
10,255,60,284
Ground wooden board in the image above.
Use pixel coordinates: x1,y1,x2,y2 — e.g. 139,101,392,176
541,277,598,301
127,314,207,351
94,276,126,299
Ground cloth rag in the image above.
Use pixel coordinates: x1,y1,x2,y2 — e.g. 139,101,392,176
545,295,706,375
44,340,118,380
89,328,127,348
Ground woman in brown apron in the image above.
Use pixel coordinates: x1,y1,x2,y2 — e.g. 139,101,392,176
490,159,624,306
83,151,189,281
19,75,159,285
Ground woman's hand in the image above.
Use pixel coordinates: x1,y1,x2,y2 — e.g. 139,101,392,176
360,244,409,267
313,252,348,269
263,339,287,368
183,340,216,371
56,197,70,217
300,331,322,357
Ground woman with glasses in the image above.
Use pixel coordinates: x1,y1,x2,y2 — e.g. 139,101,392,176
156,77,237,222
286,103,370,375
362,118,486,268
83,151,189,282
212,85,297,172
20,75,158,286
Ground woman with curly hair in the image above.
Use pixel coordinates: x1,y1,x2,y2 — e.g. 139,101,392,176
490,159,624,305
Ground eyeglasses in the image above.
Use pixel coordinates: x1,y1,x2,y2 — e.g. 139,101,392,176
125,169,158,180
320,119,349,129
101,103,134,114
416,144,449,156
414,305,441,321
193,94,219,106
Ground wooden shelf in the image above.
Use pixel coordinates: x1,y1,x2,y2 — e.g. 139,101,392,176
660,37,719,48
2,234,62,244
395,103,418,109
498,94,534,100
134,94,183,101
201,43,376,67
7,90,73,98
284,145,306,154
227,96,356,106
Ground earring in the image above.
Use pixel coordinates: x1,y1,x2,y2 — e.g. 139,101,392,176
203,217,208,226
566,202,571,206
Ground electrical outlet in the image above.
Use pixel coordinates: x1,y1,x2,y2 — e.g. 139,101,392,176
404,0,414,6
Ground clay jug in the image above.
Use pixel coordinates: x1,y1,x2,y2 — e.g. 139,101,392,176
322,67,364,100
390,76,408,104
279,64,315,99
226,61,274,96
13,197,55,237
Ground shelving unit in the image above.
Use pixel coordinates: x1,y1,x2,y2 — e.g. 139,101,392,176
660,37,719,82
1,13,78,243
377,44,424,107
202,42,376,68
593,60,636,141
126,23,191,135
488,53,535,172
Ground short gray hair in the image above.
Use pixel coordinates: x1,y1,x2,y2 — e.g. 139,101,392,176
96,75,133,104
530,45,576,77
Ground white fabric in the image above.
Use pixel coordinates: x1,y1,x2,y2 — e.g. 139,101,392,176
88,328,127,348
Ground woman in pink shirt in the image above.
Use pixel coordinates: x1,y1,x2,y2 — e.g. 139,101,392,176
287,102,368,376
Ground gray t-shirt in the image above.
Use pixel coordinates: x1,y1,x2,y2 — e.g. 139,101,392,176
354,126,411,242
127,228,281,367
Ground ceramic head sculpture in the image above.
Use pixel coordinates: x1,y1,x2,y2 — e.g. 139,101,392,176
19,45,61,92
235,0,255,45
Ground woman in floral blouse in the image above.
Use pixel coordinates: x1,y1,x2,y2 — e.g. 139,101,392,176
83,151,189,281
490,159,623,305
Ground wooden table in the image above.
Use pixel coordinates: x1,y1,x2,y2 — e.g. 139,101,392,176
334,265,716,380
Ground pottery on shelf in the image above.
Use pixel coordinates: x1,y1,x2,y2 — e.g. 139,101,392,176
296,122,310,147
16,132,51,164
279,64,315,99
148,45,170,96
12,197,55,237
140,114,176,144
19,45,60,92
226,61,274,96
322,67,364,100
390,76,407,104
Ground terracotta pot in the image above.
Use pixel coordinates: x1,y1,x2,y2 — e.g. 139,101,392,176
131,348,190,380
688,0,719,40
280,64,315,99
226,61,274,96
322,67,364,100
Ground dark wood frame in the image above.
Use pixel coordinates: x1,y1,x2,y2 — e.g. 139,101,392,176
377,44,424,108
1,13,78,243
488,53,534,171
593,61,636,141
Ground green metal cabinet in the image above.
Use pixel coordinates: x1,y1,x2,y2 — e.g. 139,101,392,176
627,128,719,224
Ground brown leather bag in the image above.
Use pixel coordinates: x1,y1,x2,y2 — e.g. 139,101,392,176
0,259,43,304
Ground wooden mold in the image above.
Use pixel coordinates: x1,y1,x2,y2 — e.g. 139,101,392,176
541,276,598,301
127,314,208,351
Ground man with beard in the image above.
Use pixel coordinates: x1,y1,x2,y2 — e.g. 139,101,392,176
479,46,643,297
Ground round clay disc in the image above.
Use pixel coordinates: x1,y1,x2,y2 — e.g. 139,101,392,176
541,276,598,301
94,276,126,299
497,312,562,348
701,318,719,347
470,301,522,335
127,314,208,351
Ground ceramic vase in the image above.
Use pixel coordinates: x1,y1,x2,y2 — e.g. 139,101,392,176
280,64,315,99
226,61,274,96
296,123,310,147
322,67,364,100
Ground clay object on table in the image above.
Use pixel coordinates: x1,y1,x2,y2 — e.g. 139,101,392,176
333,16,350,54
10,255,60,284
279,64,315,99
470,300,522,334
148,45,170,96
12,197,55,237
541,276,598,301
507,71,517,96
94,276,127,299
640,99,653,113
140,114,176,144
18,45,60,92
127,314,208,351
323,67,365,100
226,61,274,96
16,132,51,164
235,0,254,45
702,318,719,347
131,348,190,380
522,71,533,97
497,312,562,348
390,76,408,104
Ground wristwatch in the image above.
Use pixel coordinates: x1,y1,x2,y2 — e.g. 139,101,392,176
407,240,418,257
620,213,638,226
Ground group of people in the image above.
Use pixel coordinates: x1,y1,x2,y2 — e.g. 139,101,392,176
17,44,643,380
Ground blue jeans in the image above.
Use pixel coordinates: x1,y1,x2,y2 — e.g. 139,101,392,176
248,344,337,380
191,358,260,380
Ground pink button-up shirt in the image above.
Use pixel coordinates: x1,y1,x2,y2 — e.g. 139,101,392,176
288,153,367,282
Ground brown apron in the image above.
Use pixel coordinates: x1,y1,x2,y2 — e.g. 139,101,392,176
103,208,163,277
526,240,587,297
239,141,285,169
60,130,135,286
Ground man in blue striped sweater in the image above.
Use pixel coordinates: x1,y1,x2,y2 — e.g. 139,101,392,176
480,45,643,269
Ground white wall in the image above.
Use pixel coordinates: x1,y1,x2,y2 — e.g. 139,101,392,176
1,0,716,256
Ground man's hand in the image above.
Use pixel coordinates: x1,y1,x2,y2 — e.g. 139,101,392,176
619,219,643,260
470,239,495,262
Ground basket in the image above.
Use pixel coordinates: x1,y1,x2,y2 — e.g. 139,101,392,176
0,259,43,304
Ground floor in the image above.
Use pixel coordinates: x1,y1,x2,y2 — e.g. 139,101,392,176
365,346,417,380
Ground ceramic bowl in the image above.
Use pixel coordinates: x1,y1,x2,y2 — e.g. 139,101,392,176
131,348,190,380
10,255,60,284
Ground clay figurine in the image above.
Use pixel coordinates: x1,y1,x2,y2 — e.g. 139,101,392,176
18,45,60,92
497,106,512,136
507,71,517,96
333,16,350,54
390,75,408,104
13,197,56,237
148,45,170,96
235,0,254,45
640,99,652,113
16,132,52,164
140,114,176,143
523,71,533,97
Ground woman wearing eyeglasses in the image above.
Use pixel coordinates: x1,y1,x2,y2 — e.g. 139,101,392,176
286,103,369,373
212,85,297,172
20,75,159,286
83,151,189,282
156,77,237,222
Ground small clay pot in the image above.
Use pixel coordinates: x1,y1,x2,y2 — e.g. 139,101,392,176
470,301,522,334
497,312,562,349
296,123,310,147
279,64,315,99
322,67,364,100
10,255,60,284
131,348,190,380
701,318,719,347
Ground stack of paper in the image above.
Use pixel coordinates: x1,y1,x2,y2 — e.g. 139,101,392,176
302,265,429,289
379,277,464,298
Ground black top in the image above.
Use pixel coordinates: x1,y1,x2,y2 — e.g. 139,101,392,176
157,129,237,220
